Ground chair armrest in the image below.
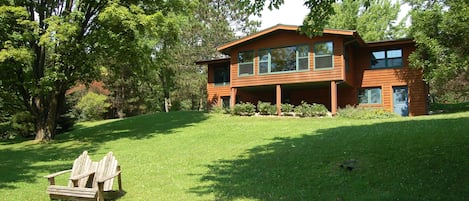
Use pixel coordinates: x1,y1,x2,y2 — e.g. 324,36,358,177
44,169,72,179
97,171,121,183
70,170,96,181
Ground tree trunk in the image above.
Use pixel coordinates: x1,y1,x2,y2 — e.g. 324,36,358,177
33,89,66,142
164,97,171,113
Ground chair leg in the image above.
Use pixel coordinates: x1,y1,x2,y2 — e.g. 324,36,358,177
97,182,104,201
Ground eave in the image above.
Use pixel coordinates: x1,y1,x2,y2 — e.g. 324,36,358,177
217,24,365,55
366,38,415,47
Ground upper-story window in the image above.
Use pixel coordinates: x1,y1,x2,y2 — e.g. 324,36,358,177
238,51,254,76
314,41,334,69
214,66,230,86
371,49,403,69
258,45,309,74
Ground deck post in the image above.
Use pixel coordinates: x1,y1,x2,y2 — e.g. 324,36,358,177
331,81,337,115
230,87,237,108
276,85,281,116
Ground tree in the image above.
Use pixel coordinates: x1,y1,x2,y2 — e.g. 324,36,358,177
0,1,193,141
406,0,469,102
153,0,261,112
327,0,405,41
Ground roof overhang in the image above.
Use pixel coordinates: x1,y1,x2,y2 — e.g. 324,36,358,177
366,38,415,47
217,24,365,55
195,57,230,65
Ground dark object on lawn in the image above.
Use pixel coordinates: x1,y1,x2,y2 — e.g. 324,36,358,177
339,159,357,171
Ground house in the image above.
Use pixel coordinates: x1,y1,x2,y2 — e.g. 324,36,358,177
197,24,428,116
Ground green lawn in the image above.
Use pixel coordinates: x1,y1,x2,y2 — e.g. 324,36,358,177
1,111,468,201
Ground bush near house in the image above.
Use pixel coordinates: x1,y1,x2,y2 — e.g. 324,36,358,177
294,101,329,117
281,103,295,114
257,101,277,115
337,105,399,119
231,102,256,116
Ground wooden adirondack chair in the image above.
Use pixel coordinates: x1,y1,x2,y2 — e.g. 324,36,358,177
44,151,97,200
44,151,123,201
93,151,123,201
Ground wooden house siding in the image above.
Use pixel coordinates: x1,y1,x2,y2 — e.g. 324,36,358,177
349,42,427,115
229,31,345,88
200,25,428,116
207,84,230,105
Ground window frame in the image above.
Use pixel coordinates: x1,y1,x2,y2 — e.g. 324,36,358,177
238,50,254,76
213,66,230,86
358,87,382,104
370,49,403,69
257,44,310,75
314,41,334,70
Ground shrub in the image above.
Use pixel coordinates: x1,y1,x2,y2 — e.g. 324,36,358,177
337,105,400,119
11,111,35,138
231,102,256,116
281,103,295,113
257,101,277,115
210,104,228,114
75,92,111,121
294,101,329,117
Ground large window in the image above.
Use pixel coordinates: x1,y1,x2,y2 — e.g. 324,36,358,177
258,45,309,74
314,41,334,69
371,49,403,69
358,87,382,104
238,51,254,76
214,66,229,86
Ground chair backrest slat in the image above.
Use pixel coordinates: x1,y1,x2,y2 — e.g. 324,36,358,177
94,152,118,191
68,151,94,187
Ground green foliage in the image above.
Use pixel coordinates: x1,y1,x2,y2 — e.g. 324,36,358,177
429,102,469,113
75,92,111,121
327,0,405,41
293,101,329,117
10,111,35,138
231,102,256,116
281,103,295,113
407,0,469,102
210,105,229,114
257,101,277,115
337,105,400,119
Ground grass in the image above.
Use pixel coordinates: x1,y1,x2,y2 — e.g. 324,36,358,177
0,111,468,200
430,102,469,113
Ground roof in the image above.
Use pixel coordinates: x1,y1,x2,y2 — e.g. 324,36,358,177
366,38,415,47
195,57,230,65
217,24,365,54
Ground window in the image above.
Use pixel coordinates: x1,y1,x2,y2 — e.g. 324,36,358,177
358,88,382,104
314,41,333,69
258,45,309,74
214,66,230,86
238,51,254,76
371,49,403,69
221,96,230,108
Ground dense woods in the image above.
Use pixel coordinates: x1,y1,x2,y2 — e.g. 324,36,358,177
0,0,467,141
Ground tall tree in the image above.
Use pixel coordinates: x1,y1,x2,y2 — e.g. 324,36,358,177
0,1,191,141
156,0,261,112
327,0,405,41
406,0,469,102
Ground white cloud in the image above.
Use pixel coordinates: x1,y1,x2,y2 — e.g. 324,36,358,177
254,0,411,30
252,0,309,30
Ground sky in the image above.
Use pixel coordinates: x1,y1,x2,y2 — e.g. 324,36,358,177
255,0,411,30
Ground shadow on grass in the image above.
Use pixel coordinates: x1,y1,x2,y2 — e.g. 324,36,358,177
0,111,209,190
0,145,95,189
191,116,469,201
58,111,209,143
